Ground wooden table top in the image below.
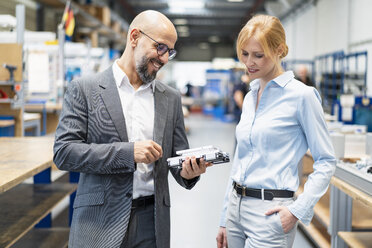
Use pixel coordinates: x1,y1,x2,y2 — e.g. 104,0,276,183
0,137,55,193
0,120,15,128
24,102,62,112
24,113,41,122
331,176,372,208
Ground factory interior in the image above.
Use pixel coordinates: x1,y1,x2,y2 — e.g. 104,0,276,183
1,0,372,247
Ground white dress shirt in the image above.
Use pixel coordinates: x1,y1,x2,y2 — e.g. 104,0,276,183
220,71,336,226
112,60,155,199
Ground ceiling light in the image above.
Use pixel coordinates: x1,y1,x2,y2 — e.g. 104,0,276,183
208,35,220,43
176,26,189,33
198,42,209,50
173,19,188,25
168,1,205,13
168,1,205,9
178,32,190,37
227,0,244,2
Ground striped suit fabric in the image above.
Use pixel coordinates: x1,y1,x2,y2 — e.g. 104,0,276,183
53,66,199,248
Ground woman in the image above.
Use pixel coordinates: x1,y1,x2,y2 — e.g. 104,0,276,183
216,15,336,248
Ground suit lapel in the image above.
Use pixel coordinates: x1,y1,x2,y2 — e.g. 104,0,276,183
153,82,168,147
99,68,128,142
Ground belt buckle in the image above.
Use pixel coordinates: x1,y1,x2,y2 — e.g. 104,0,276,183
242,186,246,197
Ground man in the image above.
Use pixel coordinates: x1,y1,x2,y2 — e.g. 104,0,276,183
232,73,249,123
296,64,314,87
54,10,210,248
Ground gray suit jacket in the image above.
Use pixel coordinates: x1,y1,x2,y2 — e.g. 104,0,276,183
53,66,199,248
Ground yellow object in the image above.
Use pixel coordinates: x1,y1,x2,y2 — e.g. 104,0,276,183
45,40,58,45
62,4,75,37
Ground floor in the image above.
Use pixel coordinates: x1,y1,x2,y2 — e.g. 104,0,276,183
169,113,315,248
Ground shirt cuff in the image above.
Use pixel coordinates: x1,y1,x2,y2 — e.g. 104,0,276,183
219,217,226,227
287,202,314,226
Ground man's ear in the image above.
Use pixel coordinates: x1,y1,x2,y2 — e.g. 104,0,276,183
130,29,140,48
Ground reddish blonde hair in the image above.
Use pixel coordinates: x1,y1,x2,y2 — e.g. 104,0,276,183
236,15,288,66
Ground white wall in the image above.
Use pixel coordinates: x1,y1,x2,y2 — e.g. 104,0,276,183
284,5,316,60
315,0,349,55
349,0,372,95
171,61,212,89
283,0,372,95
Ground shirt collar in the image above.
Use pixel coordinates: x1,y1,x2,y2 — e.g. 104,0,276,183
249,70,295,91
272,71,294,87
112,59,155,93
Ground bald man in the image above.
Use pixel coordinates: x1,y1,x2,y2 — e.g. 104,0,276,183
54,10,210,248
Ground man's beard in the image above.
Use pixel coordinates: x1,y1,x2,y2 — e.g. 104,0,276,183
136,55,163,84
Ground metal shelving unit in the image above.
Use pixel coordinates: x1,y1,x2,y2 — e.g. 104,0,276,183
34,0,129,47
314,51,345,114
0,5,26,137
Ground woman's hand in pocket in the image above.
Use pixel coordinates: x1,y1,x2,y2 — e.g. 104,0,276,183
265,206,298,233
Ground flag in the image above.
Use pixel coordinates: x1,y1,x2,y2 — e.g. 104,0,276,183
62,1,75,37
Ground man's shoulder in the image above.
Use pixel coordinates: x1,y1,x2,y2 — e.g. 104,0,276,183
155,80,181,96
70,67,113,88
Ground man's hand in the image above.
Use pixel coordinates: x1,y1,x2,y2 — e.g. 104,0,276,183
134,140,163,164
180,156,212,179
216,227,228,248
265,206,298,233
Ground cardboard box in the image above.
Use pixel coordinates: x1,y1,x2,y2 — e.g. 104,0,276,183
95,6,110,27
0,43,23,82
81,5,111,27
90,31,98,48
111,21,121,33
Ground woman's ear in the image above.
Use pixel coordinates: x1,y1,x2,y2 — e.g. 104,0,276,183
130,29,140,48
277,44,285,58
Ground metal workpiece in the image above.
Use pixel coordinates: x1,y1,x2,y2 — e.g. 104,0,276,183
167,145,230,168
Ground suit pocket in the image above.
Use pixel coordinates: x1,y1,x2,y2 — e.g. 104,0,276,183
73,191,105,209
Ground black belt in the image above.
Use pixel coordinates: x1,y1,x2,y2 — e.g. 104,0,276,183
233,182,294,200
132,195,155,209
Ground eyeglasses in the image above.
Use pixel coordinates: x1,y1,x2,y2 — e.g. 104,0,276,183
139,30,177,60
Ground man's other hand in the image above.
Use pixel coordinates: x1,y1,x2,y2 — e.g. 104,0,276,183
134,140,163,164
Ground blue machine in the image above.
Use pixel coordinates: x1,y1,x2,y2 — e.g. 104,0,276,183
203,69,232,120
334,96,372,132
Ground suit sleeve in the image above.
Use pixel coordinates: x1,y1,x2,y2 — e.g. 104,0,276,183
53,80,136,174
169,91,200,189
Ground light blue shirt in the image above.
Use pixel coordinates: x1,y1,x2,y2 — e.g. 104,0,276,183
220,71,336,226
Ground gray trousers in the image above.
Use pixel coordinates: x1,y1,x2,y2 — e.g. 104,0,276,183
226,190,298,248
121,204,156,248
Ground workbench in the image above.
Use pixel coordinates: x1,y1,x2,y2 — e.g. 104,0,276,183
0,137,77,248
299,154,372,248
0,113,41,137
25,102,62,135
330,177,372,248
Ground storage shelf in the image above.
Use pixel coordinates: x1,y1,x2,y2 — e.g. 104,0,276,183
11,227,69,248
34,0,126,44
0,99,15,104
298,221,330,248
338,231,372,248
0,81,16,86
0,183,77,248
